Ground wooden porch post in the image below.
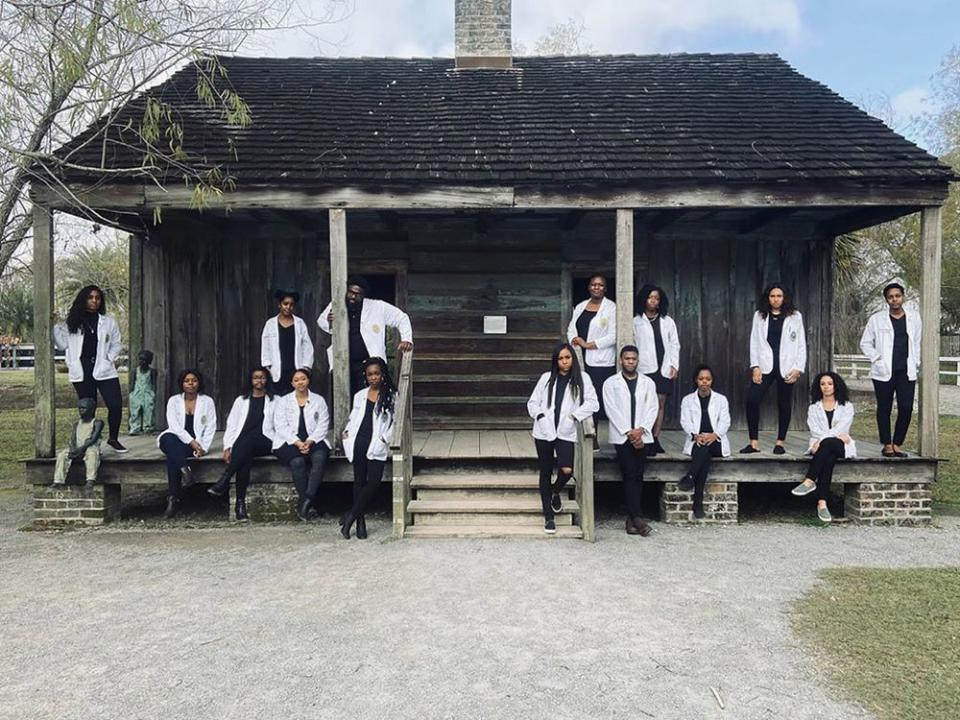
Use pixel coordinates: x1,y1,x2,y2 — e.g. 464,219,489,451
918,206,943,457
615,209,635,362
128,233,144,384
329,209,350,444
32,203,55,458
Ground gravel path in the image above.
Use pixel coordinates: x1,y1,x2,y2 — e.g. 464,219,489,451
2,516,958,720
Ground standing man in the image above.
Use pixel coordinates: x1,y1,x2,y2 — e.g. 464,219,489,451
603,345,660,536
860,282,922,458
317,276,413,394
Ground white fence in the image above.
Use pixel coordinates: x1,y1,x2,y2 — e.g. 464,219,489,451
0,344,128,370
834,354,960,385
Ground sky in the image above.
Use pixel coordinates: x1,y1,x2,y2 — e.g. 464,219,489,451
249,0,960,151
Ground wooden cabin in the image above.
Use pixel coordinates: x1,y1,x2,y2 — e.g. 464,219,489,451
27,3,955,535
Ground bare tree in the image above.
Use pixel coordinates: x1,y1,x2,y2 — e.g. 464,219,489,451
514,17,593,56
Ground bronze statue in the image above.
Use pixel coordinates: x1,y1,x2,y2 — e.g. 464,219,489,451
54,397,105,489
128,349,157,435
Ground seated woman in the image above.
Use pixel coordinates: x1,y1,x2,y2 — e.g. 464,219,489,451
791,372,857,523
678,365,731,519
157,369,217,519
339,357,396,540
527,342,599,535
272,369,331,521
208,367,277,521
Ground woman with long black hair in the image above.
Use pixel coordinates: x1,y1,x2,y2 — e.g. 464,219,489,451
568,274,616,421
527,342,599,534
261,290,314,396
54,285,126,452
633,284,681,455
339,357,396,539
208,367,277,521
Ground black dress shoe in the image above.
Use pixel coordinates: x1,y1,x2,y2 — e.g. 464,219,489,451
235,500,249,522
356,515,368,539
739,445,759,454
773,445,786,455
894,450,908,458
164,496,179,519
677,474,695,492
207,474,230,497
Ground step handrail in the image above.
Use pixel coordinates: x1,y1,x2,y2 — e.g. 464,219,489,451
390,348,414,538
572,346,596,542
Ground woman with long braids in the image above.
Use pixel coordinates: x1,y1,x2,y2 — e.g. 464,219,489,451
54,285,127,452
340,357,396,539
527,342,599,534
633,284,680,455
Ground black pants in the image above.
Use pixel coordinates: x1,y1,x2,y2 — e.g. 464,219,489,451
276,442,330,505
73,360,122,441
350,358,368,396
159,433,193,499
687,441,723,500
805,437,845,501
535,438,575,521
223,432,273,501
614,443,646,518
348,438,387,520
873,370,916,446
584,363,615,421
746,372,793,441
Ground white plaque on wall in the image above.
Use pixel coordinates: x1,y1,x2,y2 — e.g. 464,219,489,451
483,315,507,334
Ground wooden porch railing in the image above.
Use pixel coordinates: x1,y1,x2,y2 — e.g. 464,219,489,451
573,346,596,542
389,349,414,538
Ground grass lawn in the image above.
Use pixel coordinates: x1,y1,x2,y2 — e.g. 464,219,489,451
793,568,960,720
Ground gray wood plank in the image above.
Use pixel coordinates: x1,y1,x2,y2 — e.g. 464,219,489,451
420,430,456,458
505,430,536,458
449,430,481,458
479,430,509,458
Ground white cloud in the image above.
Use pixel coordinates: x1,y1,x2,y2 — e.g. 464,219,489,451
891,85,930,122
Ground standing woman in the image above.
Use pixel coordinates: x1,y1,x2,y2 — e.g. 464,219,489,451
633,284,680,455
272,369,331,521
261,290,314,396
741,283,806,455
208,367,277,521
157,369,217,518
527,342,599,535
568,275,616,420
678,365,732,519
340,357,396,540
791,372,857,522
54,285,127,452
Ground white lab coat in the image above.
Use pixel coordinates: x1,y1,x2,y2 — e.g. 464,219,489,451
633,314,681,378
603,372,659,446
527,371,599,443
342,388,395,462
260,315,315,383
157,394,217,453
680,391,732,457
53,315,122,383
859,308,922,382
317,298,412,368
567,297,617,368
222,395,277,450
271,391,331,450
749,311,807,378
806,401,857,458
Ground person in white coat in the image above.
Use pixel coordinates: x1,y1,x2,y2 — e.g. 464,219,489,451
568,274,617,420
791,372,857,523
527,342,599,534
54,285,127,452
272,369,331,521
207,367,277,521
603,345,659,535
633,284,681,455
339,358,396,539
859,282,922,457
261,290,314,395
317,276,413,395
157,369,217,518
741,283,806,455
677,365,732,519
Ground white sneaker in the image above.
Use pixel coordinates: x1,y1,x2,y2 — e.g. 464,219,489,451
817,506,832,522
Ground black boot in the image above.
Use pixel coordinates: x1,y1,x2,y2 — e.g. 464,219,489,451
235,499,249,522
164,496,179,519
208,472,230,497
356,515,368,539
339,512,354,539
677,474,695,492
297,498,313,521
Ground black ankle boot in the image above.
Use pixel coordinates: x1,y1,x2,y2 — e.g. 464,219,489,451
297,499,313,521
235,499,249,522
339,512,354,539
208,473,230,497
164,496,179,519
356,515,368,539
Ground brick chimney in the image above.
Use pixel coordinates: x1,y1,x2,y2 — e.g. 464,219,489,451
455,0,512,69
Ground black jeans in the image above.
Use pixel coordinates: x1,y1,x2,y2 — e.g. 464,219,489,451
73,360,123,441
584,363,615,421
805,437,846,501
159,433,193,499
746,372,794,441
873,370,916,446
276,442,330,505
614,443,646,518
223,432,274,501
687,441,723,499
348,439,387,520
534,438,575,521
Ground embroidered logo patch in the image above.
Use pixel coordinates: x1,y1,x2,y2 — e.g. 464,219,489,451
790,330,797,341
599,318,608,328
372,323,381,333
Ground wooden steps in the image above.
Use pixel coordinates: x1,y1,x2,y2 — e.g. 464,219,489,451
404,525,584,539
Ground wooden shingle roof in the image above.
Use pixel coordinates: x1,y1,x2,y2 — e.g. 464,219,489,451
55,53,954,188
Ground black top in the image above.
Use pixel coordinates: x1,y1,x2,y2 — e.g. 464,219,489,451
184,414,196,439
554,374,571,429
649,315,665,368
356,398,376,448
625,376,637,428
297,404,308,442
80,312,99,363
825,408,835,428
890,314,909,372
348,301,369,363
699,393,714,434
241,396,265,437
576,309,597,345
767,313,784,373
278,321,295,374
